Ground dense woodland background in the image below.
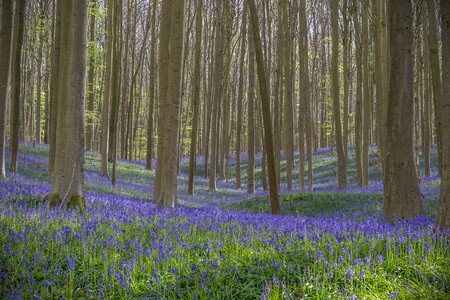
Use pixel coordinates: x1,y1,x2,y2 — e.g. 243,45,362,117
0,0,449,227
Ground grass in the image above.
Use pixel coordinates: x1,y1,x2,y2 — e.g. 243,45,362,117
0,143,448,299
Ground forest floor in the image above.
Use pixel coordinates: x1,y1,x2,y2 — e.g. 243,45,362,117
0,143,449,299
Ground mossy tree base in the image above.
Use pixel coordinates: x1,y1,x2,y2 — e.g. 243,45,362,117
49,194,85,214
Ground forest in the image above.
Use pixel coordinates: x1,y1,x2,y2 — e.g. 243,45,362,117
0,0,449,298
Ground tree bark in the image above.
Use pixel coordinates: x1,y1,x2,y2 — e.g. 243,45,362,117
436,0,450,229
86,0,96,151
247,18,256,195
426,0,443,175
155,0,185,207
188,0,203,196
331,0,347,189
383,0,423,223
208,1,224,191
9,0,26,173
0,0,14,177
247,0,280,214
299,0,313,190
235,5,247,190
50,0,88,213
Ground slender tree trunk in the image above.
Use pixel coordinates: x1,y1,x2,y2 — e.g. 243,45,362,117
49,0,61,173
235,5,247,189
146,0,157,170
423,12,431,177
209,1,224,191
331,0,347,189
0,0,14,177
9,0,26,173
375,0,388,170
100,0,113,178
426,0,442,175
247,0,280,214
188,0,203,196
299,0,313,190
383,0,423,222
86,0,96,151
35,4,46,145
247,19,256,195
362,0,370,186
436,0,450,229
282,0,294,191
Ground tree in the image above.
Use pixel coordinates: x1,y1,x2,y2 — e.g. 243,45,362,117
247,17,256,195
436,0,450,229
383,0,423,222
0,0,14,177
282,0,294,191
86,0,97,151
247,0,280,215
188,0,203,195
100,0,113,178
235,5,248,190
426,0,442,175
50,0,88,212
154,0,185,207
9,0,26,173
299,0,313,190
331,0,347,189
146,0,157,170
208,1,224,191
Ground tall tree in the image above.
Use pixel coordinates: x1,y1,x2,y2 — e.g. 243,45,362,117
100,0,113,178
154,0,185,207
146,0,157,170
9,0,27,173
0,0,14,177
247,0,280,214
282,0,294,191
331,0,347,189
247,18,256,195
86,0,97,151
362,0,370,186
235,5,248,190
426,0,442,175
383,0,423,222
299,0,313,190
188,0,203,196
50,0,88,212
436,0,450,229
209,1,224,191
353,1,364,186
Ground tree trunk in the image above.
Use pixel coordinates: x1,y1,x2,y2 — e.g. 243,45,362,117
235,5,247,190
383,0,423,223
247,0,280,215
247,18,256,195
9,0,26,173
436,0,450,229
331,0,347,189
0,0,14,177
426,0,443,176
362,0,370,186
208,1,224,191
146,0,157,170
188,0,203,196
100,0,113,178
49,0,62,174
282,0,294,191
50,0,88,213
155,0,185,208
299,0,313,190
86,0,96,151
